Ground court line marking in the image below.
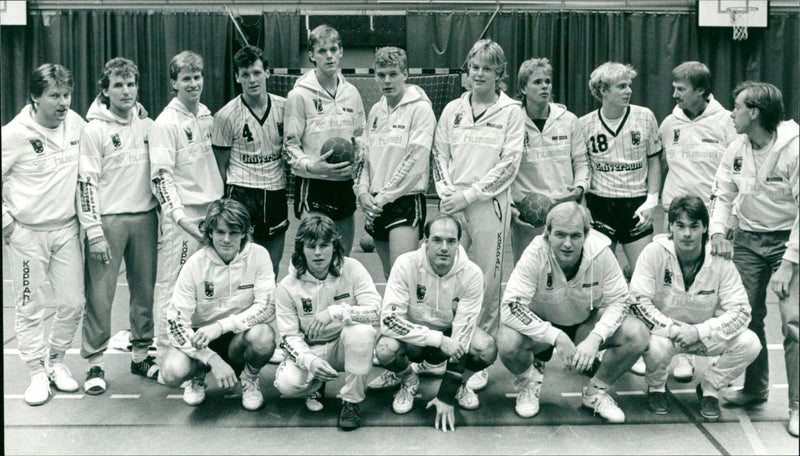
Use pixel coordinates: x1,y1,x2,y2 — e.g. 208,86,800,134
110,394,140,399
667,389,731,456
733,408,768,455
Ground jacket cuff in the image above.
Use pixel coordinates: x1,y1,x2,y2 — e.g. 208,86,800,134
194,347,217,364
86,226,105,241
542,326,562,346
425,330,444,348
218,316,237,334
694,322,711,342
462,187,479,206
173,208,187,225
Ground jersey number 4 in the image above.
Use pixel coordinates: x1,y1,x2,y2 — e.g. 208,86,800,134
242,124,254,143
589,134,608,153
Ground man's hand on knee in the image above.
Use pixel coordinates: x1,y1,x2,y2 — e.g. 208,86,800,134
207,354,237,389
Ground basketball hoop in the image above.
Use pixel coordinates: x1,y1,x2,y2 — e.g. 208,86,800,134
727,6,758,41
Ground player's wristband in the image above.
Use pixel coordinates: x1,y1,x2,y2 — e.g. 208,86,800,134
641,192,659,210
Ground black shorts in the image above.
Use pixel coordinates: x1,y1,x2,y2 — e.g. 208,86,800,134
533,323,600,376
294,177,356,221
227,185,289,243
405,328,452,365
585,193,653,244
206,330,245,376
366,194,426,242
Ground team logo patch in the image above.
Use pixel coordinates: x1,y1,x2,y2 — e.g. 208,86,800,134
372,117,379,130
546,272,553,289
111,133,122,149
631,130,641,146
276,122,284,137
301,298,313,313
733,156,743,172
673,129,680,143
492,197,502,221
204,281,214,297
454,112,463,127
184,127,193,142
524,131,530,148
29,138,44,154
664,268,673,285
416,284,426,301
313,98,323,113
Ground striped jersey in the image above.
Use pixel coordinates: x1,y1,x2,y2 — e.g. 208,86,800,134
212,94,286,190
579,105,662,198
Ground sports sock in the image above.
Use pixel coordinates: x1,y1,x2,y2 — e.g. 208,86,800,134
397,365,415,382
586,376,610,395
89,355,105,370
27,358,47,375
131,348,148,364
243,363,260,378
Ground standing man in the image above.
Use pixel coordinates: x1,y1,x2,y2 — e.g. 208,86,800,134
497,202,649,423
78,57,160,394
2,63,86,405
212,45,287,277
630,195,760,420
274,214,381,430
432,39,524,391
150,50,224,366
709,81,798,436
284,25,366,255
355,46,435,278
511,57,589,263
657,61,738,382
375,215,497,432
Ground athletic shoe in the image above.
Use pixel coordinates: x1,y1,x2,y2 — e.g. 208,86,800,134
582,387,625,423
696,384,720,420
338,400,362,431
630,356,646,376
789,409,799,437
240,371,263,411
305,383,325,412
721,388,768,407
646,389,669,415
672,354,694,382
466,368,489,391
24,372,51,406
183,370,206,406
367,370,401,390
48,363,79,392
392,375,419,414
456,385,479,410
515,380,542,418
84,366,107,395
412,360,446,377
131,355,159,379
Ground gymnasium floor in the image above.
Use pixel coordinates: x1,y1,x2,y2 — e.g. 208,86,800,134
3,205,798,455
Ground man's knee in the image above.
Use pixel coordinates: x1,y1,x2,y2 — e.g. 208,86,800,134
469,328,498,366
160,349,194,387
341,324,376,351
496,325,527,358
243,324,276,357
375,336,402,365
734,329,762,363
645,334,674,363
613,316,650,353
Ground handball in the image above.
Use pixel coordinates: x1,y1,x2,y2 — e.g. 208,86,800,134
517,192,553,227
322,137,355,164
359,236,375,253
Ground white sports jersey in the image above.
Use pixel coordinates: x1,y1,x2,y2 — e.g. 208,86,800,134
659,95,737,209
580,105,662,198
212,94,286,191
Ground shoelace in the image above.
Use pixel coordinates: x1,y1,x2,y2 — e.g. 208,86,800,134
519,381,541,402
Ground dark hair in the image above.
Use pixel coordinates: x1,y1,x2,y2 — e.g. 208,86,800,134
423,214,462,240
291,214,345,278
29,63,73,107
668,195,709,245
733,81,784,133
233,45,269,75
200,199,252,250
671,61,712,100
97,57,139,108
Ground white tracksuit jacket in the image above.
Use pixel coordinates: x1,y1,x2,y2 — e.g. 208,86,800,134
709,119,799,264
629,235,751,346
165,242,276,363
149,98,224,224
432,91,524,204
275,257,381,371
380,244,483,350
354,84,435,206
2,105,86,230
512,102,590,203
501,230,630,344
77,100,157,240
659,95,738,209
283,71,365,181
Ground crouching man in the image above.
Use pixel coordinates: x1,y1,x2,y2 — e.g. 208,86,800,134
160,199,277,411
630,195,760,420
375,214,497,432
497,202,649,423
274,214,381,431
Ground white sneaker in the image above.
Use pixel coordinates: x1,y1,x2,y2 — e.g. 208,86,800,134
789,408,799,437
183,372,206,406
48,363,79,392
672,354,695,382
630,357,646,376
367,370,401,390
456,385,479,410
467,368,489,391
305,384,325,412
240,372,263,411
24,372,51,406
392,376,419,414
515,380,542,418
582,387,625,423
412,360,446,376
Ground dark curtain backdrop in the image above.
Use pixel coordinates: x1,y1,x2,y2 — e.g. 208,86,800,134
1,10,301,124
407,11,799,122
